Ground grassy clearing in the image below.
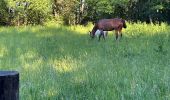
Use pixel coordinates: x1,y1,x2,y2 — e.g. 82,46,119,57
0,23,170,100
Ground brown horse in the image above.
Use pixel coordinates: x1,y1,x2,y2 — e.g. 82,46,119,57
90,18,127,40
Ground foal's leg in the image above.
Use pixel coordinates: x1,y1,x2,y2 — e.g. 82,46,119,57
98,30,104,41
101,30,105,40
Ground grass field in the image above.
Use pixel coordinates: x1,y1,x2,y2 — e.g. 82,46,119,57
0,23,170,100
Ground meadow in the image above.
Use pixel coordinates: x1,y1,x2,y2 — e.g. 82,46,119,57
0,23,170,100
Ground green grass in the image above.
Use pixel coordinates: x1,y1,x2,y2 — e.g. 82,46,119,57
0,23,170,100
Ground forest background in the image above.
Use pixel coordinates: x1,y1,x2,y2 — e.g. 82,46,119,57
0,0,170,26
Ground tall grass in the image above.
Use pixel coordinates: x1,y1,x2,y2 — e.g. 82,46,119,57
0,23,170,100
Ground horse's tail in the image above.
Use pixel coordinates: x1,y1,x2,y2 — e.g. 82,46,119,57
121,19,127,28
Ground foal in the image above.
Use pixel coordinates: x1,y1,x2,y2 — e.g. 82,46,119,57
89,29,108,41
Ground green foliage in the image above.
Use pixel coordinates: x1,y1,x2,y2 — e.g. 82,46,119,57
0,0,170,25
25,0,52,25
83,0,170,23
52,0,79,25
0,0,9,25
2,0,52,25
83,0,114,22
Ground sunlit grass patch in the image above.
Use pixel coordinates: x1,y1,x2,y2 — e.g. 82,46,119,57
19,50,43,71
69,25,89,34
49,57,82,73
125,22,168,38
0,45,8,58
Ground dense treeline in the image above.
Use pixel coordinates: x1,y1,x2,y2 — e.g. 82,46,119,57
0,0,170,26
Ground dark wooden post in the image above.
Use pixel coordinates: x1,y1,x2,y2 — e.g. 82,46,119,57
0,71,19,100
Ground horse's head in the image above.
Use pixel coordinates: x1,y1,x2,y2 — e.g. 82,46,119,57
89,31,95,38
121,19,127,28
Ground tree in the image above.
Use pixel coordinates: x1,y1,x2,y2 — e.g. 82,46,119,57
0,0,9,25
5,0,51,25
0,0,170,26
81,0,129,24
52,0,79,25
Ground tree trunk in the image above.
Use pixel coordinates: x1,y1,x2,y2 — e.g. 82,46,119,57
79,0,85,24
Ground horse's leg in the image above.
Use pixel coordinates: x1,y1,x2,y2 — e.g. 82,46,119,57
118,30,122,40
121,33,122,37
115,30,119,40
119,29,123,38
